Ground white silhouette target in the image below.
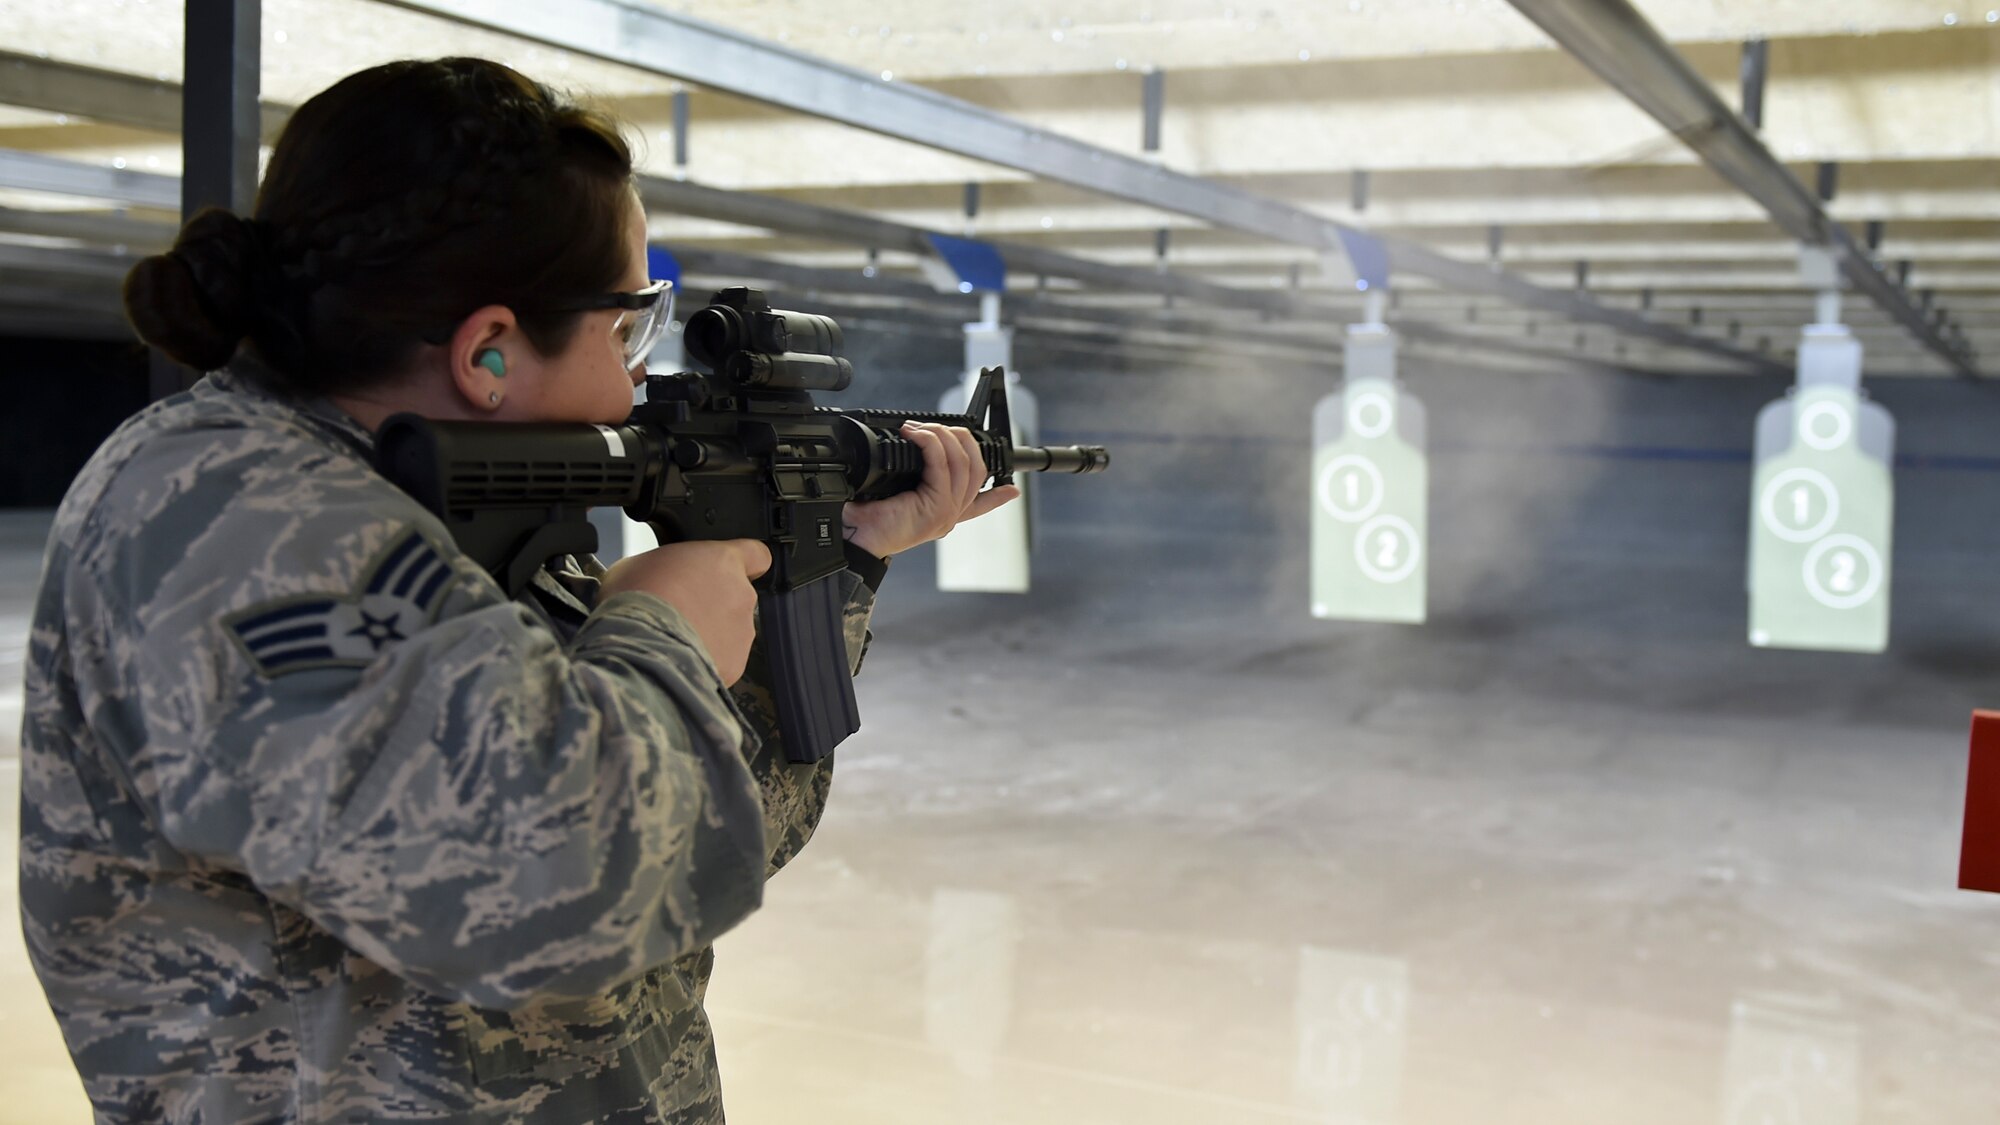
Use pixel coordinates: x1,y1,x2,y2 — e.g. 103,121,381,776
1797,401,1853,452
1801,533,1884,610
1317,455,1385,523
1346,390,1395,439
1353,515,1421,583
1759,468,1841,544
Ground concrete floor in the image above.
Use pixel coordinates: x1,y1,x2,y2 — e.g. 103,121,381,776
5,504,1998,1124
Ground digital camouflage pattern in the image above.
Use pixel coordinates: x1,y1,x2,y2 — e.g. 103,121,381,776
18,367,873,1123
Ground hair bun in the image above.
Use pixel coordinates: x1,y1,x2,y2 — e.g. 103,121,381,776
123,208,270,372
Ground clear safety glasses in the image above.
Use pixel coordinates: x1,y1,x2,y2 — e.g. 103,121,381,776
553,279,676,369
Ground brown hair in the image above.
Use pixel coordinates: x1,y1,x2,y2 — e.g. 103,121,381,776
123,58,635,396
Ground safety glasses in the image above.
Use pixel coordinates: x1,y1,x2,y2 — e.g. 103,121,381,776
551,279,676,368
423,280,676,368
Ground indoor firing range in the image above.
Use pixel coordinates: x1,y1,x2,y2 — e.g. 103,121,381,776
3,1,2000,1122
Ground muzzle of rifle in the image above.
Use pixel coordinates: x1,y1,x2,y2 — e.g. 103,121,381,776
1012,445,1111,474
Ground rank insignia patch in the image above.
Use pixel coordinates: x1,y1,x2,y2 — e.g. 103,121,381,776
224,530,456,675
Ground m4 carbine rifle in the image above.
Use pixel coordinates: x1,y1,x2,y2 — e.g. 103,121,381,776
376,286,1110,764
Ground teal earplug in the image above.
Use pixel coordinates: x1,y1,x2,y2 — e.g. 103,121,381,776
475,349,507,378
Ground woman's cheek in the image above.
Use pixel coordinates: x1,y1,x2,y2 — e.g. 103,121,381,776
604,365,636,420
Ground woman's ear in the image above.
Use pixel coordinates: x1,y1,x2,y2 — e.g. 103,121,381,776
447,306,519,413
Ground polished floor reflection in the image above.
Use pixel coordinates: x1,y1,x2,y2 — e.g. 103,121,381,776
699,681,1998,1124
698,553,2000,1124
5,508,1999,1122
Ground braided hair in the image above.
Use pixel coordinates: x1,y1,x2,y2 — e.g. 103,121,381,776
123,58,635,396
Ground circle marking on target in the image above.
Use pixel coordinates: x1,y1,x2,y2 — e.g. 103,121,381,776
1801,533,1884,610
1797,401,1853,452
1347,390,1395,439
1758,467,1841,543
1354,514,1421,583
1317,454,1384,523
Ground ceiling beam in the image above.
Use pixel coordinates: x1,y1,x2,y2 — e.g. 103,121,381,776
0,204,169,247
377,0,1372,250
641,177,1300,316
9,207,1684,379
0,202,1355,369
564,1,1973,83
678,244,1363,362
0,50,1326,318
0,146,1808,377
0,49,289,141
0,146,176,209
381,0,1780,373
604,32,2000,191
0,240,134,280
0,140,1317,321
1504,0,1980,379
0,310,131,340
677,245,1722,377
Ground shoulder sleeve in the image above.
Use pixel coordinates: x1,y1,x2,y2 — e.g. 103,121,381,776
68,420,768,1011
730,569,877,877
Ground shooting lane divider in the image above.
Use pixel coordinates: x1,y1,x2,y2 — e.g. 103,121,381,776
1961,710,2000,894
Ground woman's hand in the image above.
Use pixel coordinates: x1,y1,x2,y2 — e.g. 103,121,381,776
843,421,1021,558
600,539,772,684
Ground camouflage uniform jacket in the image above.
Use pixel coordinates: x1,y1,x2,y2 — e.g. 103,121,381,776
18,367,874,1123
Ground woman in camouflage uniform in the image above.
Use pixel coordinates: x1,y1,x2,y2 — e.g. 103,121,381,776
19,57,1013,1124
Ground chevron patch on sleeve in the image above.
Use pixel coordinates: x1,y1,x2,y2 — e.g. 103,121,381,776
223,530,458,676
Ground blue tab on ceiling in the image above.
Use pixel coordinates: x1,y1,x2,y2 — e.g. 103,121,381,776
924,232,1007,293
646,245,684,292
1335,228,1392,291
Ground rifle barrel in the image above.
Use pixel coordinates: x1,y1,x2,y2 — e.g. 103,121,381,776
1013,445,1111,474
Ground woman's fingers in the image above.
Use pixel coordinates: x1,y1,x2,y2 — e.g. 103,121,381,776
951,426,986,512
735,539,774,580
905,422,950,504
897,421,1010,538
849,422,1019,557
965,484,1021,521
940,424,975,510
912,422,975,519
925,423,988,517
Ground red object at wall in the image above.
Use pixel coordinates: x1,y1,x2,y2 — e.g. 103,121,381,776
1961,710,2000,893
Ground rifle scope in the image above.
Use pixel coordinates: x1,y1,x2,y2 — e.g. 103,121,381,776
684,286,852,393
